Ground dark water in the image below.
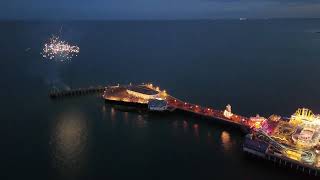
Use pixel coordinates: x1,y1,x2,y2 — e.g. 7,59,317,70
2,19,320,180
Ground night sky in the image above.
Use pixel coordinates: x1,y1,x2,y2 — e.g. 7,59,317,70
1,0,320,19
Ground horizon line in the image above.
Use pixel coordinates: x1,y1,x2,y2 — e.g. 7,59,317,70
1,17,320,22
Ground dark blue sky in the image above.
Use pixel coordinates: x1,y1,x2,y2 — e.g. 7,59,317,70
1,0,320,19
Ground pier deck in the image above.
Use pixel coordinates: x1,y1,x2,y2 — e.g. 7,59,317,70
166,96,249,127
49,86,105,98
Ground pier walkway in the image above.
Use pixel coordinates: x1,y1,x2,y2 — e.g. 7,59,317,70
165,96,250,128
49,86,105,98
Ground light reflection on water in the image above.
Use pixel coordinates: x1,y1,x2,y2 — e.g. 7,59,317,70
123,112,128,121
183,120,188,132
221,131,232,152
105,105,149,128
134,114,147,128
103,104,235,156
51,111,88,170
111,107,116,122
170,119,234,151
207,131,213,144
193,123,199,137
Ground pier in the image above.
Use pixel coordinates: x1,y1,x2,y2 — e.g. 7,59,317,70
49,83,320,176
101,83,255,130
49,86,105,98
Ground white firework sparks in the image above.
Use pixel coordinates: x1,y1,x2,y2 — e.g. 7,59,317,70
41,35,80,61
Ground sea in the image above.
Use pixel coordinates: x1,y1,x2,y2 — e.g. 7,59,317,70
1,19,320,180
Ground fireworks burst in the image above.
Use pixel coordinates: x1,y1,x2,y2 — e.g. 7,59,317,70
41,35,80,62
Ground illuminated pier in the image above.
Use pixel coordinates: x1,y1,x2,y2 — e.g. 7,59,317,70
102,83,258,130
50,83,320,176
101,83,320,176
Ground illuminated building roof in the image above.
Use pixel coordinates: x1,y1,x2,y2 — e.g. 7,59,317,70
127,85,159,95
